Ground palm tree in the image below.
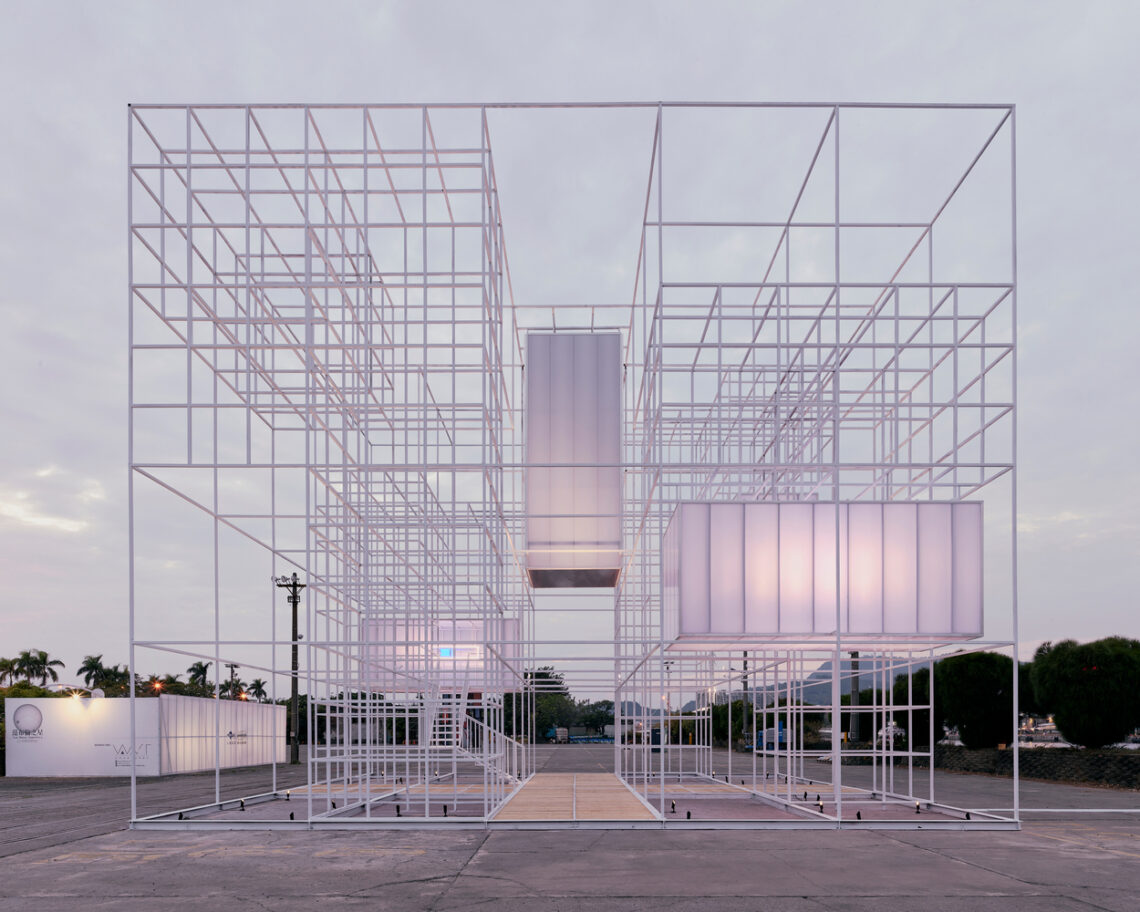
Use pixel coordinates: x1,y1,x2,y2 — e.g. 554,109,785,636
16,649,65,685
78,654,107,688
220,677,246,700
186,661,212,688
100,664,130,696
0,657,16,686
247,678,268,702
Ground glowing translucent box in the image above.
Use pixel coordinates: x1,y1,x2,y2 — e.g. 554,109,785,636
159,694,286,774
360,618,522,692
662,501,982,649
525,332,622,588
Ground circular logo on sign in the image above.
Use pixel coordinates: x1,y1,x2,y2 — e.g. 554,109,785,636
12,704,44,734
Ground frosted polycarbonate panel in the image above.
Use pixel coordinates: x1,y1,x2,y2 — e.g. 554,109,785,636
847,503,883,633
744,503,779,633
663,501,983,648
361,618,522,692
528,334,552,561
917,504,953,633
680,504,710,635
953,502,984,634
709,504,744,633
662,515,680,643
779,503,814,632
812,503,843,633
525,332,622,587
159,694,286,775
883,504,919,633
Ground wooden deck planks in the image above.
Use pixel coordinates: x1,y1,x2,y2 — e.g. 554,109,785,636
494,773,657,821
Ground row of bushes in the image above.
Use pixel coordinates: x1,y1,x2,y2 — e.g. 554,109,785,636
939,637,1140,749
715,637,1139,752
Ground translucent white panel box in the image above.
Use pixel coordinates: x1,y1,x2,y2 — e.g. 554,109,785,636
662,501,983,650
525,332,623,587
360,618,522,693
159,694,286,775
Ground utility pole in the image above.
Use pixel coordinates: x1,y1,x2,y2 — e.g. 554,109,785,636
275,572,306,765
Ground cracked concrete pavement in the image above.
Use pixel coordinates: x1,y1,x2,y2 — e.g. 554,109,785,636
4,821,1139,911
2,746,1137,911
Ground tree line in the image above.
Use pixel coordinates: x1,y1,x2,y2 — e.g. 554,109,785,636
0,651,271,702
707,636,1140,751
5,638,1137,750
504,667,614,740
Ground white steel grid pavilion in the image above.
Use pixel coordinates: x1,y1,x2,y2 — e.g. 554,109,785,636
127,102,1018,829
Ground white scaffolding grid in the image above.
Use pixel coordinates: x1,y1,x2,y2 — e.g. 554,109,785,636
128,102,1017,829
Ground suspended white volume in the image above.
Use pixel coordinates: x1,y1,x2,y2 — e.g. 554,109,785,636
662,501,983,650
525,332,623,588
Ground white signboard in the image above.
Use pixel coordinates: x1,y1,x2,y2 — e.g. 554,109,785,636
5,695,286,778
4,697,160,777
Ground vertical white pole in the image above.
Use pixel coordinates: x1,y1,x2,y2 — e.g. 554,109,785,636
831,106,843,824
126,103,137,821
1009,105,1021,827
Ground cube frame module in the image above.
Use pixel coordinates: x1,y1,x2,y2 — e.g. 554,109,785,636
127,102,1018,828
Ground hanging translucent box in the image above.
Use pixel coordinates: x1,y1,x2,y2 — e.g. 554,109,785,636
360,618,522,692
662,501,983,650
525,332,622,587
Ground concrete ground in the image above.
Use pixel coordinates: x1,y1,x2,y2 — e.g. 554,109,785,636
2,745,1138,911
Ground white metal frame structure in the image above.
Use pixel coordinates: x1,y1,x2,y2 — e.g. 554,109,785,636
128,102,1018,829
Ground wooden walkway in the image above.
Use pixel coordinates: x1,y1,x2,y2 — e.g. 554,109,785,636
493,773,658,822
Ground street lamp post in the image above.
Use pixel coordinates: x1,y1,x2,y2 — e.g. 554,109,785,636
275,572,306,765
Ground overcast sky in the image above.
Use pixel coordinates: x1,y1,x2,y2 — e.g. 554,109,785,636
0,1,1137,686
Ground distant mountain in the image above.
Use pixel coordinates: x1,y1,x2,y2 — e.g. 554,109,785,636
775,656,931,707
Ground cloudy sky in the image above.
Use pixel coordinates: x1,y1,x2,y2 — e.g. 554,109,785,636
1,1,1137,686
